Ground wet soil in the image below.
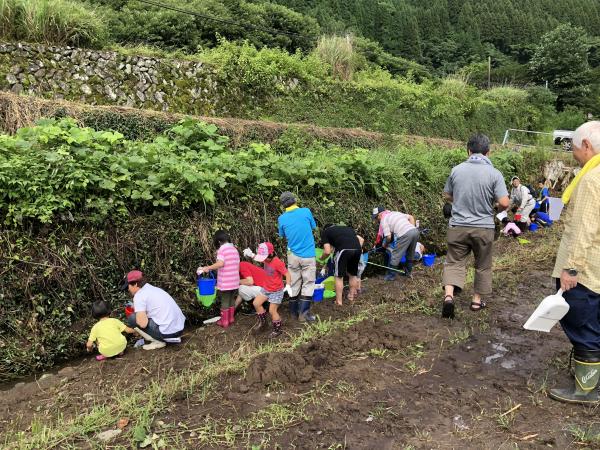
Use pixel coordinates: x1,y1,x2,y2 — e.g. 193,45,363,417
1,230,595,449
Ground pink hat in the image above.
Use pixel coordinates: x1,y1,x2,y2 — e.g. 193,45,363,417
126,270,144,282
254,242,274,262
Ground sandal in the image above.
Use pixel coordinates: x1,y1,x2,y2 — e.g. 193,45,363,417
470,301,487,311
442,295,455,319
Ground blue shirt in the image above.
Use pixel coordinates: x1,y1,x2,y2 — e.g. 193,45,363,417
278,207,316,258
540,187,550,204
535,211,553,226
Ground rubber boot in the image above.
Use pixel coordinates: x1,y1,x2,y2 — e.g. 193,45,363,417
383,266,398,281
403,261,413,279
288,296,299,320
298,296,316,323
254,312,268,332
269,320,282,338
227,306,235,325
216,309,230,328
549,359,600,404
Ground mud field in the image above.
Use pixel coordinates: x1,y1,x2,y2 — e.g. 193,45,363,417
2,228,598,449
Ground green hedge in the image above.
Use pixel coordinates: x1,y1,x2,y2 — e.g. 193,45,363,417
0,118,553,379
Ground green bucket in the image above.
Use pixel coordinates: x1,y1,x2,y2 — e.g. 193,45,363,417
315,248,331,264
195,288,216,308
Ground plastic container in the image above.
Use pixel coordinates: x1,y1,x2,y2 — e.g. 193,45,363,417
315,248,331,264
323,276,335,291
198,273,216,296
400,253,406,264
313,279,325,302
422,254,436,267
523,289,569,332
529,223,539,232
124,305,134,318
324,290,336,299
195,288,216,308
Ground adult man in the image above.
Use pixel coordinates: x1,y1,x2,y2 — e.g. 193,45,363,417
372,207,420,281
548,121,600,404
234,258,268,313
509,176,535,225
442,133,509,318
122,270,186,350
278,191,317,322
320,224,363,305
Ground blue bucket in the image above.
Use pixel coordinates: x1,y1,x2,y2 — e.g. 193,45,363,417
400,254,406,264
198,273,216,295
313,277,325,302
422,254,436,267
529,223,539,232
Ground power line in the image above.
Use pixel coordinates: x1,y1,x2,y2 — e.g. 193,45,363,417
135,0,313,39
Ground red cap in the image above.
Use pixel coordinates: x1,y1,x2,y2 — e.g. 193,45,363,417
254,242,274,262
126,270,144,282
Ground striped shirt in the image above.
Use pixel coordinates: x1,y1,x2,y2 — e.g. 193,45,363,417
216,243,240,291
381,211,415,240
552,165,600,294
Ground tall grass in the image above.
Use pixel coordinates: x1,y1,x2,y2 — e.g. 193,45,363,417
315,34,355,81
0,0,108,48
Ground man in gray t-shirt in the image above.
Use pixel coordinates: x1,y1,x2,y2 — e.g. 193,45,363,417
441,133,510,319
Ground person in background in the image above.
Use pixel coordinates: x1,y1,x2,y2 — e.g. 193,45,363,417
372,207,420,281
86,300,135,361
123,270,186,350
278,192,317,323
414,242,426,262
548,121,600,404
320,224,363,305
510,176,536,225
234,254,268,314
538,179,550,213
501,217,522,237
442,133,509,318
530,210,553,227
197,230,240,329
249,242,292,338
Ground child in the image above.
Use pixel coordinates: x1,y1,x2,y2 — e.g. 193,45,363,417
537,179,550,213
249,242,291,338
530,210,554,227
86,300,135,361
197,230,240,329
501,217,521,237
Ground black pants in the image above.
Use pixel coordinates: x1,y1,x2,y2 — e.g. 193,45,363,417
559,282,600,351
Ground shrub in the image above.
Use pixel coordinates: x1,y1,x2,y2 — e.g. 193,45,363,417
315,35,355,80
0,0,108,48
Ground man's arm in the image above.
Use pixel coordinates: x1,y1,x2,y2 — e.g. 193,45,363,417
135,310,149,329
443,192,453,202
322,243,333,259
239,276,254,286
497,196,510,211
443,173,453,202
407,215,416,226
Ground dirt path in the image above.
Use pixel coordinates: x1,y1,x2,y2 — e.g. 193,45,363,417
2,228,597,449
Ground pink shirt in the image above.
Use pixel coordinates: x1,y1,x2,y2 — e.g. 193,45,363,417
216,243,240,291
502,223,521,236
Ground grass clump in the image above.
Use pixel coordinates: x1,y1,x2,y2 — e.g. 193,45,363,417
0,0,108,48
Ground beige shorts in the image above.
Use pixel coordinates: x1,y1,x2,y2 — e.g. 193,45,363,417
238,285,262,301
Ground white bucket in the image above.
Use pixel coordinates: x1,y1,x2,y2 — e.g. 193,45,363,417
523,289,569,332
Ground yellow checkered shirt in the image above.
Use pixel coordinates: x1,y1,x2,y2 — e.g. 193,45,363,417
552,165,600,293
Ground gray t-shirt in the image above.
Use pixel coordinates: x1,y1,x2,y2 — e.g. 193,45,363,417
444,156,508,229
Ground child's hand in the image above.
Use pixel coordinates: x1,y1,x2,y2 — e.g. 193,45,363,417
284,284,293,297
196,266,206,276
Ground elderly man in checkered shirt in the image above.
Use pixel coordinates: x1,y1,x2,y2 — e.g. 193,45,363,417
549,121,600,405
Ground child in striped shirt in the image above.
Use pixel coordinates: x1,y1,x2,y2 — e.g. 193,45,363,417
197,230,240,328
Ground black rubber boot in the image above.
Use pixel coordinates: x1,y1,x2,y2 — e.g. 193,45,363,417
299,296,316,323
254,312,268,333
288,297,299,320
269,320,282,338
383,266,398,281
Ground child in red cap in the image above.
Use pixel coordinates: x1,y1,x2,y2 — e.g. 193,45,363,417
245,242,292,337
